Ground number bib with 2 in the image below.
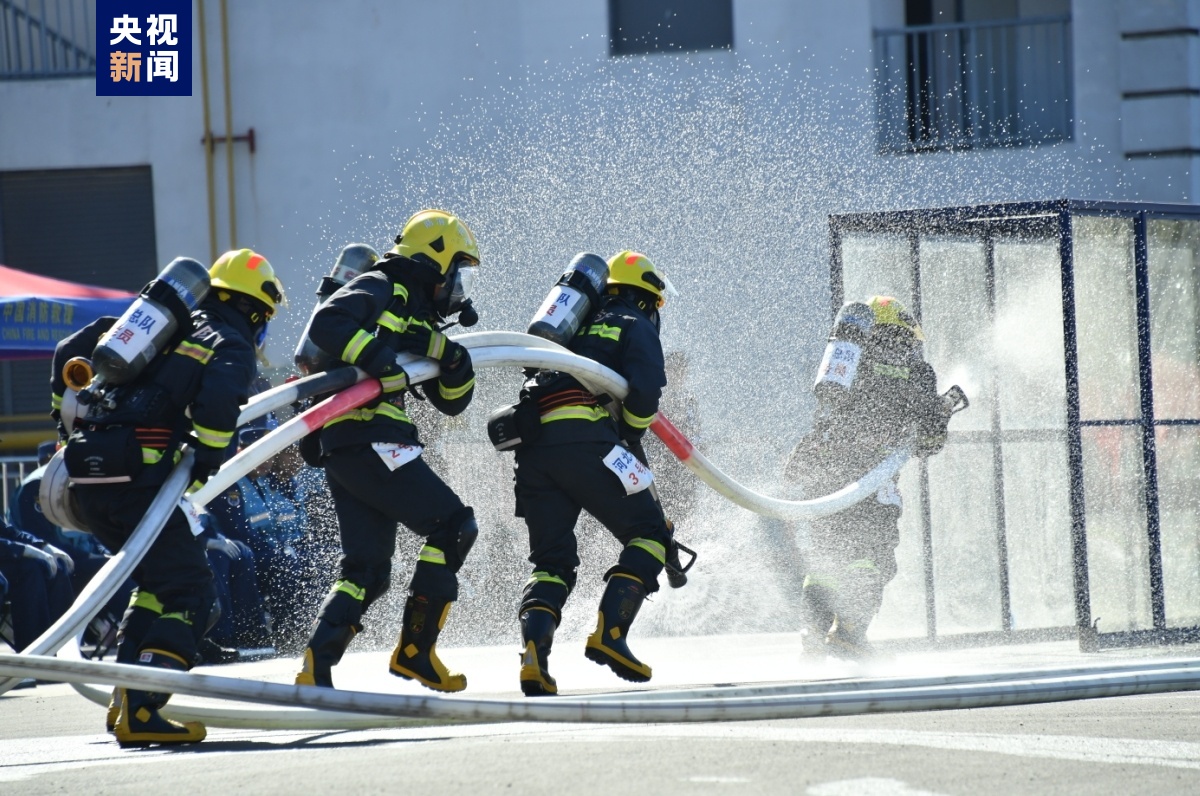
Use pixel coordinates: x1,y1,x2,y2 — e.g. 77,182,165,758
602,444,655,495
371,441,424,471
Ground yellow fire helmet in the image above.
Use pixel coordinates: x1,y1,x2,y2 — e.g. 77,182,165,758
868,295,925,342
209,249,287,317
390,209,481,275
606,250,676,309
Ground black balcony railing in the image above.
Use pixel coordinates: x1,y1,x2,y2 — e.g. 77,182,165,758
874,15,1072,153
1,0,95,79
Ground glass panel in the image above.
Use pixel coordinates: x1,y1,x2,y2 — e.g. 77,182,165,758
1147,219,1200,420
993,236,1066,430
919,237,992,431
1073,216,1139,422
1157,426,1200,627
1001,435,1074,628
840,233,913,310
929,441,1002,634
874,463,928,639
1082,426,1151,632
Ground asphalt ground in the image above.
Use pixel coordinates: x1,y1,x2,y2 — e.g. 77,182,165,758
3,634,1200,795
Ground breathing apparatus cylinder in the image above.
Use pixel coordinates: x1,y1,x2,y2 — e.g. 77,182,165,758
295,243,379,375
526,252,609,347
87,257,211,393
814,301,875,395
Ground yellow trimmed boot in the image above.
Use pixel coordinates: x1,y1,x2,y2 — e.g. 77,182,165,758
295,620,357,688
585,573,652,683
388,594,466,692
105,687,123,734
112,649,206,748
518,606,558,697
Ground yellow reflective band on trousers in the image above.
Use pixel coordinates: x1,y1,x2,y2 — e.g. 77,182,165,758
419,545,446,565
628,538,666,564
161,612,194,626
131,590,165,614
342,329,373,365
438,376,474,401
621,405,655,429
334,579,366,602
525,571,568,589
540,405,609,424
51,393,62,410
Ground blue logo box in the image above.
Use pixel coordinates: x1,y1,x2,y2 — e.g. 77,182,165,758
96,0,192,96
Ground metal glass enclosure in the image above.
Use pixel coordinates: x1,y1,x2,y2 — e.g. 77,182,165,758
830,200,1200,651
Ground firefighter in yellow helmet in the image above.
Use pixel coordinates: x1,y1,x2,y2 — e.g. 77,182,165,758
783,295,964,661
509,250,677,695
56,249,284,746
293,209,481,693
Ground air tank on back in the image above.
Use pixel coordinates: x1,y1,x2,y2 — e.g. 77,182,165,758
526,252,610,347
814,301,875,397
89,257,211,389
294,243,379,375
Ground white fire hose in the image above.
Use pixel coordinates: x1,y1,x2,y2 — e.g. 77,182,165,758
3,651,1200,726
1,332,911,710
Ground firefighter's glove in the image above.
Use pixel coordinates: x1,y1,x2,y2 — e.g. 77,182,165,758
619,421,647,444
43,543,75,576
190,445,225,491
379,365,409,395
439,339,471,374
22,544,57,578
358,338,399,379
365,363,409,410
916,431,947,457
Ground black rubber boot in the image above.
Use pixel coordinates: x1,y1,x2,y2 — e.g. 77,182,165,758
388,593,466,692
113,649,206,748
585,572,651,683
519,606,558,697
295,620,357,688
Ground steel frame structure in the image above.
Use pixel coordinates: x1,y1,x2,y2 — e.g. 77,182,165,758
829,199,1200,652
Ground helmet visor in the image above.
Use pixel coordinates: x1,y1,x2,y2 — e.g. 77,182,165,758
449,263,476,310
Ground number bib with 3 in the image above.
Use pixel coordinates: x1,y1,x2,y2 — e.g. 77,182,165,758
602,444,655,495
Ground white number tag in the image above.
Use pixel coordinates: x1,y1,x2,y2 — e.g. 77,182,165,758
371,441,423,471
815,340,862,389
180,499,205,537
603,444,655,495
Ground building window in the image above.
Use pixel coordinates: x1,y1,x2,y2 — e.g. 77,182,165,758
0,166,156,434
609,0,733,56
874,0,1073,152
0,0,95,79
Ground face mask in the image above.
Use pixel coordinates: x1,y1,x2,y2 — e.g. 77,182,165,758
435,263,477,318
